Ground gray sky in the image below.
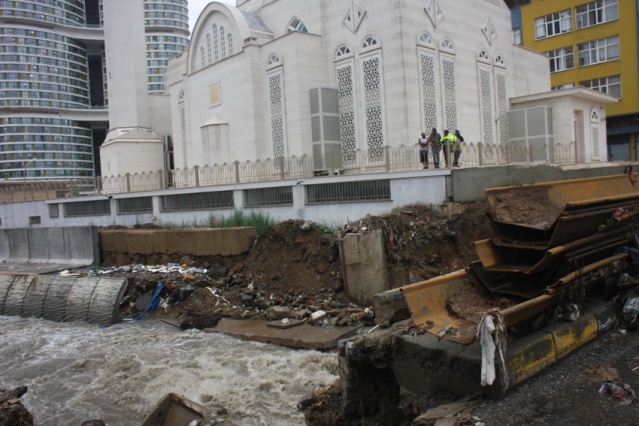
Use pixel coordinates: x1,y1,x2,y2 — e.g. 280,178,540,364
189,0,235,33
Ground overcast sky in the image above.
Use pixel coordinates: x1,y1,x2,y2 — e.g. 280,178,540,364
189,0,235,33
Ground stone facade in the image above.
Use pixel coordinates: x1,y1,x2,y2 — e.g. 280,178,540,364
165,0,602,172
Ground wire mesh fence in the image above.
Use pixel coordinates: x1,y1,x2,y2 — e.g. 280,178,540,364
0,142,577,201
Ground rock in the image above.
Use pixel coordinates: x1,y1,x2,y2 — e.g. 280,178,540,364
240,292,254,305
134,293,153,311
266,306,293,321
253,297,270,310
180,313,223,330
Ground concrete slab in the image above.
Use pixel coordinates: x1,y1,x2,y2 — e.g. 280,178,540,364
205,318,362,350
0,261,91,275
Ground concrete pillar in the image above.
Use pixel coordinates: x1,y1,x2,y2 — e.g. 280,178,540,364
338,229,389,307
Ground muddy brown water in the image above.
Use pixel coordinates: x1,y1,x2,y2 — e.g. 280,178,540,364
0,316,338,425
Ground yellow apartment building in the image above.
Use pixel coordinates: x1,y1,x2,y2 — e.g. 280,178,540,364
510,0,638,160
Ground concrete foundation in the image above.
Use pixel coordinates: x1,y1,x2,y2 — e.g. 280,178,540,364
339,230,390,307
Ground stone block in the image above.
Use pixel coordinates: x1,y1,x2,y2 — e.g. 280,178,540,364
339,230,390,307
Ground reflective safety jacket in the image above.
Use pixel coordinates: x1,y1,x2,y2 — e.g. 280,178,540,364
441,133,456,145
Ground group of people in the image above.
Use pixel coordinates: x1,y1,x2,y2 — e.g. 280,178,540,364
417,128,464,169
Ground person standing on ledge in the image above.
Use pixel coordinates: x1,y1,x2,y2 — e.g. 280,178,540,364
428,128,442,168
418,132,430,169
441,130,456,168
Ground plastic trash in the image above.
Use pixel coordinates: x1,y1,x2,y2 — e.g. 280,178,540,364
599,381,636,405
623,287,639,324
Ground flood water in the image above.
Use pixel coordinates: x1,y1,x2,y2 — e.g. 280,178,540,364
0,316,339,425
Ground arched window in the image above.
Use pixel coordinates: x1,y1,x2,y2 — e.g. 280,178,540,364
590,108,600,122
212,24,218,61
478,49,490,62
220,26,226,57
206,34,211,63
228,33,233,55
287,17,308,33
335,45,352,60
495,54,505,67
361,35,379,51
267,53,282,68
440,38,454,53
418,32,434,48
200,46,205,67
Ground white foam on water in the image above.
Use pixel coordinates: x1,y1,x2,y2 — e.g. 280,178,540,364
0,316,339,425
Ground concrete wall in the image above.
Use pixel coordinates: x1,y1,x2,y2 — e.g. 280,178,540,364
0,226,99,264
448,163,627,203
0,170,449,230
0,164,631,230
99,227,256,256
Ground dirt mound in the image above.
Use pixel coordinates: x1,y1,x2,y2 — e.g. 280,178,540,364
353,202,492,287
241,220,342,296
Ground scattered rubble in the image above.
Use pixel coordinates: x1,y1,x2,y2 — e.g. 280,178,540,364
0,386,33,426
81,204,491,330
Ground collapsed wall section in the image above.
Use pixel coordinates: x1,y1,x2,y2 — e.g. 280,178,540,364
0,275,127,326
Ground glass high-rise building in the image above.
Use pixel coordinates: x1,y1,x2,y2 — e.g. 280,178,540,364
0,0,188,181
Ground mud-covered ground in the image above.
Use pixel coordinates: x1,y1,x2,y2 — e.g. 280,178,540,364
474,329,639,425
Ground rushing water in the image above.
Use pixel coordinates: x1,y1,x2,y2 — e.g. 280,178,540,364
0,316,339,425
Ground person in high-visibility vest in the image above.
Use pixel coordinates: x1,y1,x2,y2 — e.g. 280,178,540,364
441,130,456,168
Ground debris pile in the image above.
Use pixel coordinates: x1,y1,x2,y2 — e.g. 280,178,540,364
90,206,490,327
0,386,33,426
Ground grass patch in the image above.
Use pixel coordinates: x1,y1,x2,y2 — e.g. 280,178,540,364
208,209,276,235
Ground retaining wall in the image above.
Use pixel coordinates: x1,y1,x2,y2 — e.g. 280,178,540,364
99,227,257,257
0,226,99,265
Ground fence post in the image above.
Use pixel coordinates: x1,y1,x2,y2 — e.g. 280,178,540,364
279,156,285,180
385,145,390,172
95,176,102,194
234,161,240,183
194,165,200,187
478,143,483,166
528,144,533,163
329,151,334,175
125,173,131,193
158,169,164,190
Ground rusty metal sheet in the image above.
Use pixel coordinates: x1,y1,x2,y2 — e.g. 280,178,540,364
469,261,551,299
492,204,639,249
401,255,626,345
400,270,478,344
501,254,627,327
475,226,632,275
487,175,639,234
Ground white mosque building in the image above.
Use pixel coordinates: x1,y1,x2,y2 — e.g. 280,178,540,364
154,0,614,177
